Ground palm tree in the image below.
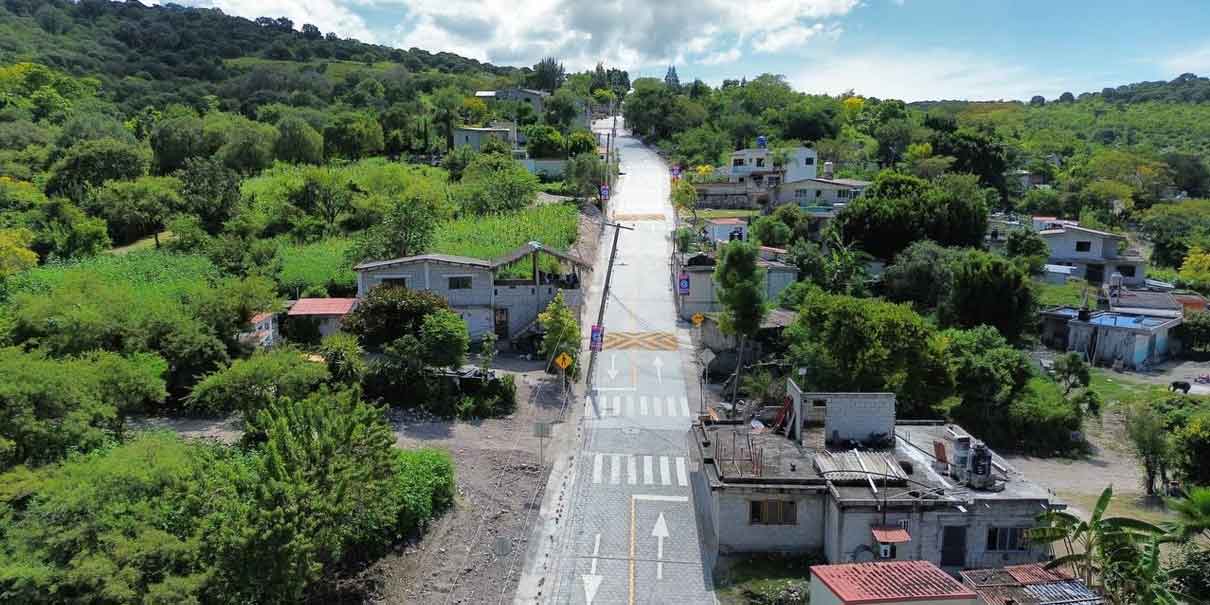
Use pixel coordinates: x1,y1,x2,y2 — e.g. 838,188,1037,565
1168,486,1210,540
1030,485,1168,590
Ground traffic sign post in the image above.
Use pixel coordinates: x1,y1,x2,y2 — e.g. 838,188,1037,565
590,324,604,352
691,313,704,327
600,185,610,200
554,352,573,370
678,272,690,296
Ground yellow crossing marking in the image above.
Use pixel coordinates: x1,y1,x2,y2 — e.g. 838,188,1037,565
612,213,666,221
603,331,678,351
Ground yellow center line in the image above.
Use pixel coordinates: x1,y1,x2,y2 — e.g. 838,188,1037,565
629,495,636,605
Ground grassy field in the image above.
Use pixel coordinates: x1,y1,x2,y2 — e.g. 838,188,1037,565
0,251,218,303
1034,278,1093,308
714,555,818,605
278,237,358,297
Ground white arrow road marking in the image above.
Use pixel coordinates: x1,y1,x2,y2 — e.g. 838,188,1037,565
582,533,603,604
652,356,664,384
607,354,619,380
652,513,669,580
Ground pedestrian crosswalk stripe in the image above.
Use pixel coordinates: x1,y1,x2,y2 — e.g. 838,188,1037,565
627,455,637,485
585,395,694,419
610,454,621,485
643,456,653,485
676,457,689,487
593,453,603,484
659,456,672,486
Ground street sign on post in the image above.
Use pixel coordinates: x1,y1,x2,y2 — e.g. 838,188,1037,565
590,324,604,352
691,313,704,326
678,272,690,296
554,352,573,370
600,185,610,200
671,165,681,177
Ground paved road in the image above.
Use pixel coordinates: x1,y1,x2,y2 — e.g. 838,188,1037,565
543,121,715,604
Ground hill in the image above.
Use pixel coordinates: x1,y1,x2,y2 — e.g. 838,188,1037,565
0,0,519,114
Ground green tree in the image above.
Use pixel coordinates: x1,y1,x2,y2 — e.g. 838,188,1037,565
785,288,952,417
0,347,167,469
177,156,241,233
1168,486,1210,540
45,138,150,201
1052,352,1091,395
671,179,699,224
442,145,478,180
430,87,464,151
420,309,469,369
323,112,384,159
1005,228,1050,274
456,153,539,214
750,215,792,247
714,241,766,405
941,250,1035,341
186,347,331,416
1172,409,1210,485
1125,402,1173,496
538,291,580,377
342,286,450,349
25,199,111,260
564,152,606,200
0,227,38,277
149,114,204,174
565,130,597,156
215,122,277,174
882,240,959,310
531,57,566,91
274,115,324,164
318,333,366,387
346,187,441,263
85,175,182,246
939,326,1034,441
524,124,565,158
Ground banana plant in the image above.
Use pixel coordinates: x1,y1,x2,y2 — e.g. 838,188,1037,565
1167,486,1210,540
1029,485,1168,591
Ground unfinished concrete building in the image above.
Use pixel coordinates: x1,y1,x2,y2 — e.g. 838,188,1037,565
689,381,1062,574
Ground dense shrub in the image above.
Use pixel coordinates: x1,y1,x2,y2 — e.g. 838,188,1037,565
186,347,330,415
342,286,450,349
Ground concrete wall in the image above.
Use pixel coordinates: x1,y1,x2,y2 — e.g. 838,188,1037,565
822,394,897,444
826,501,1048,570
774,182,862,206
493,283,582,337
1068,323,1153,369
357,261,494,307
809,578,843,605
1044,229,1115,260
521,158,566,177
715,488,826,554
676,266,796,320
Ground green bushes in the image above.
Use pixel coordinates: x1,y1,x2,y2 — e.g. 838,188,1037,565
186,347,330,416
0,391,458,604
277,237,357,296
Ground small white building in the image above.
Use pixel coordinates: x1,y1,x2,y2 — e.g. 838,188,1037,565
286,298,358,338
674,251,796,321
703,217,748,242
810,561,978,605
729,146,818,186
1038,225,1146,286
777,178,871,207
473,88,549,114
452,123,517,152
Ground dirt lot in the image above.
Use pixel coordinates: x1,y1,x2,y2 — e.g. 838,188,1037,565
369,359,570,605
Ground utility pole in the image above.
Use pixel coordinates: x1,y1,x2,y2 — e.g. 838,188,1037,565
586,221,634,390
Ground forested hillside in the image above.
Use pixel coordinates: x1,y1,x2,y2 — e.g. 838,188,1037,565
0,2,620,602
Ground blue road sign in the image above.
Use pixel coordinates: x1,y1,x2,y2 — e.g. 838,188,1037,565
678,273,690,295
590,324,604,352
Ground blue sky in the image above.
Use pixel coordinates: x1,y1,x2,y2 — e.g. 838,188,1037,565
159,0,1210,101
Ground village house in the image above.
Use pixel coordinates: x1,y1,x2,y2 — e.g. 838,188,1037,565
238,311,279,348
673,251,797,321
451,122,520,153
353,242,588,344
688,382,1062,573
694,139,871,215
810,560,979,605
286,298,358,338
1066,310,1180,370
474,87,549,114
703,217,748,242
1038,224,1146,286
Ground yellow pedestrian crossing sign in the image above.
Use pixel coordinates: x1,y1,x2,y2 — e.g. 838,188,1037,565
691,313,704,326
554,352,573,370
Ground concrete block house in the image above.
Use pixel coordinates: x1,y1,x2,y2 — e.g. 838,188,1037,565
353,242,588,344
1039,225,1146,286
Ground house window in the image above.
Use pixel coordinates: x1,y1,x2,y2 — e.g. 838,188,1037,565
380,277,408,289
795,189,809,199
1117,265,1137,278
838,189,850,199
805,157,815,165
1075,241,1092,252
448,276,472,290
986,527,1029,551
812,398,828,408
750,500,797,525
756,158,765,167
733,158,745,167
768,176,780,187
877,543,898,559
815,190,822,198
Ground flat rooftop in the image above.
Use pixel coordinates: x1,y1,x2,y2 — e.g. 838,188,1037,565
694,420,1054,503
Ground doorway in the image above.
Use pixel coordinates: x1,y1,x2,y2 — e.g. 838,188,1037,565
494,308,509,340
941,526,967,567
1086,263,1105,284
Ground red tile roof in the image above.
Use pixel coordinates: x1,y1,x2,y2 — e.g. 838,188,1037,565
871,526,912,544
250,312,275,324
288,298,358,316
811,561,977,604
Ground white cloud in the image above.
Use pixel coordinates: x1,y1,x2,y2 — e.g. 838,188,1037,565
387,0,860,70
699,47,742,66
751,23,834,53
1160,43,1210,76
791,48,1080,102
148,0,376,42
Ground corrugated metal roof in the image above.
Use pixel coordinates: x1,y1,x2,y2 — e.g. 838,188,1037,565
811,561,977,603
870,526,911,544
1007,563,1069,585
354,253,492,271
287,298,357,316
